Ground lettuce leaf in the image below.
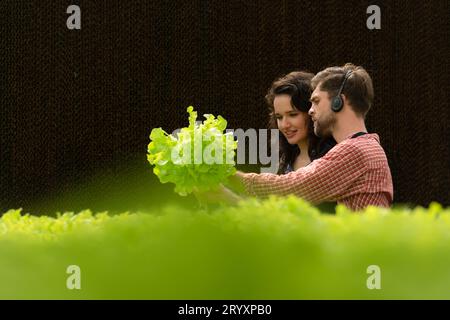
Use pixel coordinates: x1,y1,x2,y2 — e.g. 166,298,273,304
147,106,237,195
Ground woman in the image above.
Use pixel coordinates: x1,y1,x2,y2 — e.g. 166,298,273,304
195,71,336,205
265,71,336,174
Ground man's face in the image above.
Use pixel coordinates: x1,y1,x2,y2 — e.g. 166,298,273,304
308,85,336,137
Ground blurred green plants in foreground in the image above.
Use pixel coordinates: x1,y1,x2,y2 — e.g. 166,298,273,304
0,195,449,299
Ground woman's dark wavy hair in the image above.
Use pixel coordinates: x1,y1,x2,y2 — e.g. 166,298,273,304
265,71,336,174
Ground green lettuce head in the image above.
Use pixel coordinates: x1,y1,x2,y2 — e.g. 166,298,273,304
147,106,238,196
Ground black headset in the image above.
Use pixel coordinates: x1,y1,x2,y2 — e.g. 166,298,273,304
331,70,352,112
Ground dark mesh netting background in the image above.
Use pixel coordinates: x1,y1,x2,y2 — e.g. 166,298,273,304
1,0,449,212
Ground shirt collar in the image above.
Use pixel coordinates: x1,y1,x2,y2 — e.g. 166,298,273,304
343,132,381,143
344,132,368,140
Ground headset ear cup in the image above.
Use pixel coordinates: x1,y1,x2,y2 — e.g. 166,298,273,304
331,96,343,112
332,70,352,112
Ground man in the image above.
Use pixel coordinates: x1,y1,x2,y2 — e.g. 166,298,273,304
201,63,393,211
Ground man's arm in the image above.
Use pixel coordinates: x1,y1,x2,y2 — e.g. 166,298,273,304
238,143,367,204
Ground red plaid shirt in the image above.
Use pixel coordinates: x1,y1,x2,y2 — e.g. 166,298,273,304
242,133,393,211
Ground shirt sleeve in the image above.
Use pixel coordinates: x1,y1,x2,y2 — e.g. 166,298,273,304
242,142,368,203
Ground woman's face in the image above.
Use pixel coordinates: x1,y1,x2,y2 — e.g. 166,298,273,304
274,94,310,145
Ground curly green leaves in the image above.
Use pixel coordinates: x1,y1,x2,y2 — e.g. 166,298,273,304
147,106,238,196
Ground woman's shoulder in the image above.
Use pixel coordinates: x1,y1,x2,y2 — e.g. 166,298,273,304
284,163,294,174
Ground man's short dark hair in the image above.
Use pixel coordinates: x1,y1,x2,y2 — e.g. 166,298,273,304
311,63,374,118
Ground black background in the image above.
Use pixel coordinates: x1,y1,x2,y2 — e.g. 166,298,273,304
1,0,449,212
